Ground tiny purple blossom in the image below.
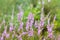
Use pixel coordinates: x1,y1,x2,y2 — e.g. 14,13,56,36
19,22,23,29
0,36,4,40
18,22,23,31
28,29,33,36
9,26,14,32
48,32,53,38
38,29,41,35
9,22,14,32
5,33,10,38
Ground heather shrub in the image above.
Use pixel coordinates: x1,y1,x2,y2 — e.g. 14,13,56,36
0,0,60,40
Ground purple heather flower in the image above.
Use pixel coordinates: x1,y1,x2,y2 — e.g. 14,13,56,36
26,21,30,31
5,33,10,38
18,22,23,31
40,18,44,27
28,13,33,20
17,11,23,21
28,13,34,21
19,22,23,29
38,29,41,35
48,32,53,38
28,29,33,36
9,22,14,32
26,13,34,31
47,18,53,38
47,18,52,32
37,21,44,35
29,19,34,27
9,26,14,32
2,27,10,38
22,32,27,35
0,36,4,40
47,24,52,33
28,12,34,23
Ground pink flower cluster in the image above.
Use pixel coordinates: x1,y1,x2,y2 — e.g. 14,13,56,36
0,10,56,40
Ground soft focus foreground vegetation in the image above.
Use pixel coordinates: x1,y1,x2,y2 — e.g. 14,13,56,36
0,0,60,40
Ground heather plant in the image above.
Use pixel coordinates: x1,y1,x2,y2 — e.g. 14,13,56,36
0,0,60,40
